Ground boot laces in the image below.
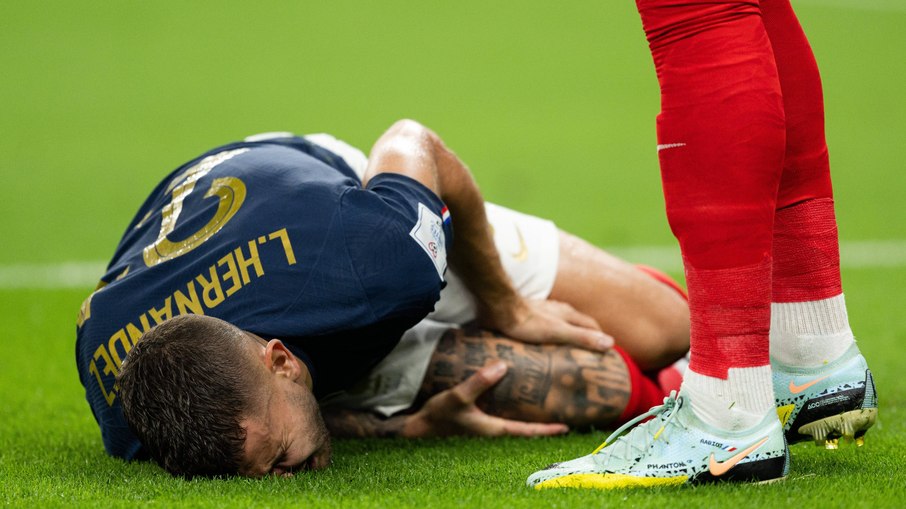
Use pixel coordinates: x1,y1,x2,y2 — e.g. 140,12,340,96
591,391,686,462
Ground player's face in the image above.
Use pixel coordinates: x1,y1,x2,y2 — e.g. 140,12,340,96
239,374,332,477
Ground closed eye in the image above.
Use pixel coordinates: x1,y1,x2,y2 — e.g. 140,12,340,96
272,455,312,477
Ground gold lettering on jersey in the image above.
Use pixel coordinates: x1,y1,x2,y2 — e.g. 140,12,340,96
77,270,129,329
144,149,250,267
218,251,242,297
125,314,153,344
174,283,204,315
107,329,133,367
77,293,94,328
90,228,294,406
268,228,297,265
235,240,264,283
115,266,130,281
89,359,116,406
164,148,248,194
149,296,174,325
196,266,226,308
134,210,153,230
94,343,119,378
144,176,248,267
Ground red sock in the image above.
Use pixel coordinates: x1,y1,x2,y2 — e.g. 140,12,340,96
761,0,842,302
773,199,841,302
636,0,785,378
656,361,685,395
614,346,667,424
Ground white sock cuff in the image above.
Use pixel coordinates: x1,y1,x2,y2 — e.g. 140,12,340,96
683,366,774,430
770,294,854,367
726,366,775,413
771,294,850,336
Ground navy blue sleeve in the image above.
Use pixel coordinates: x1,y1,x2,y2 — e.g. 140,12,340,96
340,173,453,322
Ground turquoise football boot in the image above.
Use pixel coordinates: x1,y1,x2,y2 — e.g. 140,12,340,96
772,343,878,448
527,392,789,490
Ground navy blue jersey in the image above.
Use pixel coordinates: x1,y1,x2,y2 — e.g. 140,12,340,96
75,135,452,460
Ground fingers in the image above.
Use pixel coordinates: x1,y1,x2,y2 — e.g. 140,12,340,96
538,311,613,352
470,411,569,437
449,361,508,405
499,420,569,437
433,361,571,438
547,300,601,331
530,300,613,352
555,323,614,353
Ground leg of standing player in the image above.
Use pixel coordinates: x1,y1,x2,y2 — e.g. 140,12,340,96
762,0,876,447
530,0,792,488
640,0,784,434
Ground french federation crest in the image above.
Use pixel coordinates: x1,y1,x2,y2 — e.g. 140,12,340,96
409,202,447,280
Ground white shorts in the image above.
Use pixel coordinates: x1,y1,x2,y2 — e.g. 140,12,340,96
300,133,560,415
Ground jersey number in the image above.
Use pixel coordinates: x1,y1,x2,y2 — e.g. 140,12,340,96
143,148,249,267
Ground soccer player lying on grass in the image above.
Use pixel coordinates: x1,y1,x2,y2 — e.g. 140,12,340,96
76,119,689,478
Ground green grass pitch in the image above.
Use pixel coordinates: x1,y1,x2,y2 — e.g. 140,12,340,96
1,1,904,507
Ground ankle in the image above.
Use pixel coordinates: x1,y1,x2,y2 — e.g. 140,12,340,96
682,366,774,431
770,294,854,367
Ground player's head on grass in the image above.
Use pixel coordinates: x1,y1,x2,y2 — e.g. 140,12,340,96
116,315,332,478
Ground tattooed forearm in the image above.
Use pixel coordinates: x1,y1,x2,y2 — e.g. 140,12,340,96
321,407,408,438
418,327,631,429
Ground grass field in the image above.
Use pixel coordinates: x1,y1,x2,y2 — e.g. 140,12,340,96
1,1,904,507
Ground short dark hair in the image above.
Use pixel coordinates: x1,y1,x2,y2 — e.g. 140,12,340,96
116,315,260,478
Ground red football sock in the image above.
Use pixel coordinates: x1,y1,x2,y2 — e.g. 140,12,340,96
636,0,786,378
761,0,842,302
773,199,842,302
655,361,685,396
614,346,668,424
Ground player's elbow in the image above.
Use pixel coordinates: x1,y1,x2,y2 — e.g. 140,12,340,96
372,119,437,162
386,119,433,143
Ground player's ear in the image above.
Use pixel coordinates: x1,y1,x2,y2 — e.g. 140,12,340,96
263,339,303,383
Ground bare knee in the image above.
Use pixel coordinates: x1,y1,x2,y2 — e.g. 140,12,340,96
550,231,690,371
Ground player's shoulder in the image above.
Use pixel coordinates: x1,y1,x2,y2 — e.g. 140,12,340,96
337,175,451,318
337,174,448,265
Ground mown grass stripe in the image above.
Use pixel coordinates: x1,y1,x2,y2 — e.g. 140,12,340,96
2,240,904,289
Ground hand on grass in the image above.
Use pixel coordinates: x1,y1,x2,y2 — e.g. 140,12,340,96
402,361,569,438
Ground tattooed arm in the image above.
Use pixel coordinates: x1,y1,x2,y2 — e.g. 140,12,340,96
415,327,632,429
323,326,634,438
322,361,568,438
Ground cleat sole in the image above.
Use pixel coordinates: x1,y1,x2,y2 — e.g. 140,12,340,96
755,476,788,486
798,408,877,447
